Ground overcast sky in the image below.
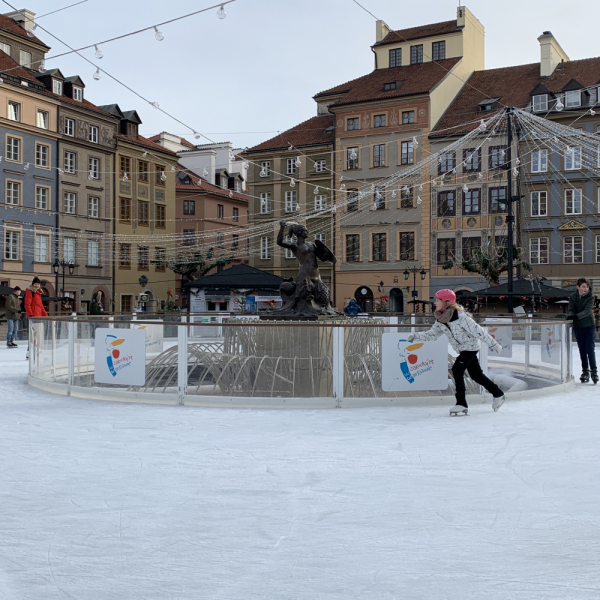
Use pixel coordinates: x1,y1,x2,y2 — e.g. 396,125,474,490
26,0,600,149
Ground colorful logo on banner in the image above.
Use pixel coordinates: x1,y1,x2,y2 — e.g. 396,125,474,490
132,322,164,353
541,325,561,365
381,334,449,392
94,328,146,385
485,319,513,358
104,335,129,377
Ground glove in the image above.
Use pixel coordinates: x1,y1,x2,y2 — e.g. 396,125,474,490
566,315,577,322
407,333,415,342
492,343,502,354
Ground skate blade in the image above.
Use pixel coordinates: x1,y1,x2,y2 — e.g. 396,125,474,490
450,410,468,416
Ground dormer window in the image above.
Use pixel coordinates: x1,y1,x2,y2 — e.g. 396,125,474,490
532,94,548,112
127,123,137,138
383,82,397,91
72,86,83,101
432,41,446,61
565,90,581,108
478,98,500,112
53,80,62,95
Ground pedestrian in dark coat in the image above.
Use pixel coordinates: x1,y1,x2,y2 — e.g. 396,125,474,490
567,277,597,384
5,286,21,347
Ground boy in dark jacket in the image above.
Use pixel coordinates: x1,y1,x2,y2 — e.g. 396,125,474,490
567,278,597,384
5,286,21,347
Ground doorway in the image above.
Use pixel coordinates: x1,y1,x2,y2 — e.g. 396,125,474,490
389,288,404,312
354,286,373,312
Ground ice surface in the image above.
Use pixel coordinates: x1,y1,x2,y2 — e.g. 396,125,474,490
1,345,599,599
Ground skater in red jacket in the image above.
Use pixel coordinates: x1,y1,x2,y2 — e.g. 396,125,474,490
24,277,48,318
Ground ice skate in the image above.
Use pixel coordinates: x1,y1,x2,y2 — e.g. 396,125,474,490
449,405,468,416
580,370,590,383
25,350,29,360
492,394,506,412
591,369,599,385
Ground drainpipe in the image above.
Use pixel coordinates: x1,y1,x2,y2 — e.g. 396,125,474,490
371,46,378,70
111,151,116,313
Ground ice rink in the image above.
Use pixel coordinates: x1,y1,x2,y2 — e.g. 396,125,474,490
1,345,599,599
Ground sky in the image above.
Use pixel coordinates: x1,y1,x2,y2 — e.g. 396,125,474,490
19,0,600,149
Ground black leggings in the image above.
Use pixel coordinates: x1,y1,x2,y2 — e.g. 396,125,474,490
452,350,503,407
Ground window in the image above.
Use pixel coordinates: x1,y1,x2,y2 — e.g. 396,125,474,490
532,94,548,112
119,197,131,222
6,136,20,162
37,110,49,129
314,195,325,211
374,187,386,210
0,42,11,55
438,151,456,174
383,82,397,91
155,248,166,271
8,101,20,121
88,240,99,266
564,236,583,264
72,86,83,101
217,204,224,219
531,149,548,173
531,191,547,217
6,181,20,205
88,157,100,179
490,187,508,213
138,201,149,225
462,237,481,261
183,200,195,215
64,151,76,173
234,180,241,193
260,161,271,176
389,48,402,67
432,41,446,61
399,232,415,261
138,160,148,182
64,192,76,214
286,158,296,175
35,144,49,168
565,90,581,108
347,189,359,212
402,111,415,124
155,165,165,186
88,196,99,218
217,233,224,248
315,233,325,244
5,230,19,260
119,156,131,178
374,114,386,128
121,295,132,313
119,243,131,268
437,238,455,264
89,126,98,143
401,141,414,165
232,234,239,250
400,186,413,208
347,147,359,169
437,191,455,216
233,207,239,221
155,204,166,228
19,50,31,68
137,246,149,269
127,123,137,138
220,175,228,190
64,118,75,136
373,144,386,167
565,189,582,215
347,117,359,131
63,237,76,262
53,79,62,95
182,229,195,245
410,44,423,64
596,236,600,263
35,234,49,263
565,146,582,170
315,159,326,172
285,190,298,213
463,148,481,172
530,238,549,264
260,236,270,259
372,233,387,261
346,234,360,262
489,146,507,170
463,189,480,214
259,192,272,214
35,187,49,210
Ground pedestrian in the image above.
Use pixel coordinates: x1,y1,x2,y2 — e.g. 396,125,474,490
90,294,103,315
344,298,361,316
24,277,47,359
5,286,22,348
567,277,597,384
408,289,506,415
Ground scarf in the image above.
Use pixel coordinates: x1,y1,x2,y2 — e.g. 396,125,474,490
435,307,456,324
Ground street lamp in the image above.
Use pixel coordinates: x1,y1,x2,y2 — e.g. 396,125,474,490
52,259,76,312
403,266,429,312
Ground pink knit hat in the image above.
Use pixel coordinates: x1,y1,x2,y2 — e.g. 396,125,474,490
434,289,456,303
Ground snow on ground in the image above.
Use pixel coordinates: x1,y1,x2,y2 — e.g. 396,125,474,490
1,344,599,600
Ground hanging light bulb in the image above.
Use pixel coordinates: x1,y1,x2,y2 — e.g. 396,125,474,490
340,175,345,181
154,26,164,41
419,184,423,192
289,178,295,188
243,161,249,170
479,119,486,131
314,186,319,194
463,183,468,193
0,77,4,85
27,23,37,37
590,109,597,116
93,68,101,81
24,162,29,170
123,173,128,181
340,183,346,191
58,168,64,175
391,190,397,198
513,167,518,177
142,151,148,157
203,168,208,177
38,60,46,73
372,202,377,210
229,190,233,198
432,178,437,186
161,171,167,182
295,203,300,212
193,131,201,140
412,136,419,147
295,156,301,167
478,172,484,181
417,196,422,205
515,157,520,166
288,145,293,151
197,179,202,187
555,98,564,112
88,170,94,180
151,101,160,109
403,185,410,194
350,150,357,160
452,167,456,175
94,45,103,59
217,4,226,19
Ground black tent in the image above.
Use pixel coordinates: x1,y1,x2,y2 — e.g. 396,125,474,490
458,277,571,299
184,264,284,291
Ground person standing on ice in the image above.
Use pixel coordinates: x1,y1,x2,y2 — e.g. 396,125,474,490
407,289,505,415
567,277,597,384
5,286,21,348
24,277,47,359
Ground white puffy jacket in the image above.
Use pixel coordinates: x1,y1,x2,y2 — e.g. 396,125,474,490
412,310,502,354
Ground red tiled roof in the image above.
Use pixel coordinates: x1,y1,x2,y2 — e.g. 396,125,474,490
375,19,460,46
314,58,461,107
0,48,41,83
0,13,50,48
147,133,195,148
246,115,334,153
115,133,178,155
175,163,248,202
431,57,600,136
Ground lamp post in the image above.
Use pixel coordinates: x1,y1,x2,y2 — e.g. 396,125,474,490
52,259,75,313
403,266,428,313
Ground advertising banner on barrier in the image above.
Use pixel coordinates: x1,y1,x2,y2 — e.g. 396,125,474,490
131,322,164,353
484,319,513,358
541,324,561,365
381,334,449,392
94,328,146,385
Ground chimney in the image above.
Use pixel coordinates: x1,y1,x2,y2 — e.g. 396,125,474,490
376,20,390,43
4,8,36,32
538,31,569,77
457,5,466,28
